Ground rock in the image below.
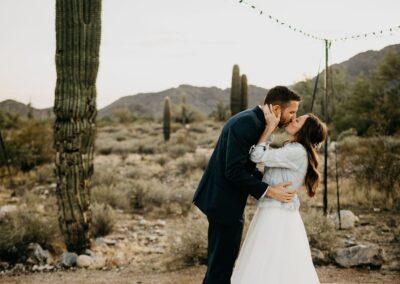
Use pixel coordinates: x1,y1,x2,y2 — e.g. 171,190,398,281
311,248,329,265
155,220,166,227
332,244,384,268
110,252,128,267
0,204,18,217
334,210,358,229
0,261,10,270
77,254,106,269
60,252,78,268
32,264,54,272
26,243,49,265
12,263,26,273
83,249,94,256
139,219,147,226
96,238,117,246
77,255,93,268
91,255,106,269
345,239,357,247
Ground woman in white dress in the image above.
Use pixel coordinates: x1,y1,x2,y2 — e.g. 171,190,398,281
231,105,327,284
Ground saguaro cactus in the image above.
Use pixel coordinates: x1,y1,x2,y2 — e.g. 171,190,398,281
163,96,171,141
240,74,248,111
230,64,241,116
54,0,101,253
181,95,187,125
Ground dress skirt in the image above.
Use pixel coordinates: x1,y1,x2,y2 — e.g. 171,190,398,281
231,205,320,284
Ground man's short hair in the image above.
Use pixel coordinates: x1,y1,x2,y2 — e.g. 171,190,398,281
264,86,301,106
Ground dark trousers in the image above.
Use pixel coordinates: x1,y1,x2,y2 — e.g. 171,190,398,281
202,216,244,284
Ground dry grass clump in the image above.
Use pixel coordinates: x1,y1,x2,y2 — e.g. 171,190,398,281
0,207,58,263
165,216,208,269
301,208,338,250
176,154,208,175
91,184,130,211
91,203,116,238
128,180,193,216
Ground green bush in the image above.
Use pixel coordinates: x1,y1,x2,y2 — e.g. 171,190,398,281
2,120,53,172
338,136,400,209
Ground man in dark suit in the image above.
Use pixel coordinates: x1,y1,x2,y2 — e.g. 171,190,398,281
193,86,302,284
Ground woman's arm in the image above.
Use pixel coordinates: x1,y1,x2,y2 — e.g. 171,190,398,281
250,143,306,169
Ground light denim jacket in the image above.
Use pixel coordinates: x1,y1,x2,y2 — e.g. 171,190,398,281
249,140,308,210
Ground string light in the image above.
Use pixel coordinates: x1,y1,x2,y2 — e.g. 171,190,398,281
237,0,400,42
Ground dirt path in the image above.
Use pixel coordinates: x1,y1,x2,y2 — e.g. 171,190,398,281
1,265,399,284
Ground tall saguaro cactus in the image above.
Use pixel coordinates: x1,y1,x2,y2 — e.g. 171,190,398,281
163,96,171,141
240,74,248,111
230,64,241,116
54,0,101,253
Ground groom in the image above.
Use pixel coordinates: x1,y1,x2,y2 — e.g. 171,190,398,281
193,86,301,284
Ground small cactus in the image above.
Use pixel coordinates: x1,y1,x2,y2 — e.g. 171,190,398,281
181,95,187,125
163,96,171,141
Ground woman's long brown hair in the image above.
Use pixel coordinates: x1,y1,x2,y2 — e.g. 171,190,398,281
294,113,327,197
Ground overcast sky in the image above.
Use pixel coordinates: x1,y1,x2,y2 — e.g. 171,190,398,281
0,0,399,109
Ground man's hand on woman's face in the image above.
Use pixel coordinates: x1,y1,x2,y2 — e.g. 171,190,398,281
263,104,281,131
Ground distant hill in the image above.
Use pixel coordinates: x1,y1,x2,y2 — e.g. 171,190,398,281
98,84,268,119
1,44,399,120
330,44,400,81
0,99,53,120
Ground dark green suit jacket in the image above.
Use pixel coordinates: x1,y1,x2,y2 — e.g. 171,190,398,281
193,106,269,224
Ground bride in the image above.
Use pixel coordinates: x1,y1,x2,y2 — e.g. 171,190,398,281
231,104,327,284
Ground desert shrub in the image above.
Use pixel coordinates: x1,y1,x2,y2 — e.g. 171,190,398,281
176,154,208,175
91,203,116,238
337,128,357,141
91,167,118,187
337,136,400,209
34,164,55,184
0,111,21,130
2,120,53,172
98,147,113,155
168,144,194,158
127,180,193,216
166,217,208,269
155,155,168,166
302,208,337,250
209,102,230,122
171,104,205,124
91,185,130,211
0,208,58,263
113,107,136,124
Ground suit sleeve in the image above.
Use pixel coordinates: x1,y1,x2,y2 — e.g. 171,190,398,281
224,117,269,200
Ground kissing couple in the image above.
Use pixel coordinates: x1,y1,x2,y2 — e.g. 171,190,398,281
193,86,327,284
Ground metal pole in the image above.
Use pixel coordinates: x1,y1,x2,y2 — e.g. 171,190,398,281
334,142,342,229
323,39,329,216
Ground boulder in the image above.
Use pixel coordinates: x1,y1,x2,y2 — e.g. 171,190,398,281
334,210,358,229
60,252,78,268
26,243,49,265
332,244,384,268
311,248,329,265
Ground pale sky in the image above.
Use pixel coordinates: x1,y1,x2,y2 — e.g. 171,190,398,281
0,0,399,109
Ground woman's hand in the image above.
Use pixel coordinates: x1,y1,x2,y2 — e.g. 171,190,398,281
263,104,281,131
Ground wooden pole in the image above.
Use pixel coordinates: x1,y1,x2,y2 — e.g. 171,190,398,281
323,39,329,216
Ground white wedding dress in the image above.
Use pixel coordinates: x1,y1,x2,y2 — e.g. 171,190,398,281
231,141,320,284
